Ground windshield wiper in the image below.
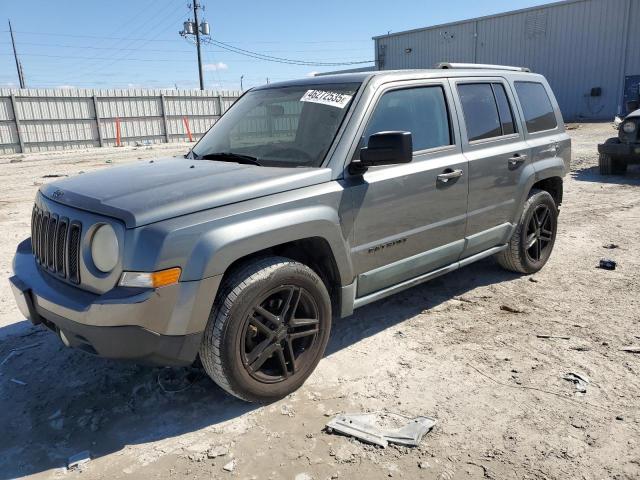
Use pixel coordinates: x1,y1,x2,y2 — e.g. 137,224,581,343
198,152,263,166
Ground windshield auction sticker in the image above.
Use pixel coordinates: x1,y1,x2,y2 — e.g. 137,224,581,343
300,90,353,108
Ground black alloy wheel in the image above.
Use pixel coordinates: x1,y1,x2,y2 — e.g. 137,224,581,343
241,285,321,383
496,189,558,274
524,204,554,264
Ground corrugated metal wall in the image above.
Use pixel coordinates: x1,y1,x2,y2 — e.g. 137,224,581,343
625,0,640,87
0,88,241,155
374,0,640,121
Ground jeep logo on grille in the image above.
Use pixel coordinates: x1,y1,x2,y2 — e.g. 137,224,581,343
52,189,64,199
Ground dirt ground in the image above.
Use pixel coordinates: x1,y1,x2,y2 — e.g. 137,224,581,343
1,123,639,480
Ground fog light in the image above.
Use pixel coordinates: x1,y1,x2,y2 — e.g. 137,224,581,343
119,267,181,288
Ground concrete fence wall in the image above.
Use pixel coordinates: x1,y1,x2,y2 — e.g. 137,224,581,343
0,88,242,155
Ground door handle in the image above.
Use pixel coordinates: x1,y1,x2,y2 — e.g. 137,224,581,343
508,154,527,167
437,169,464,183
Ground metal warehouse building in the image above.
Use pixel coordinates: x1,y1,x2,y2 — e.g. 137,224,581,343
373,0,640,121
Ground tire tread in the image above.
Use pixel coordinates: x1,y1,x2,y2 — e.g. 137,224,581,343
599,153,627,175
599,153,613,175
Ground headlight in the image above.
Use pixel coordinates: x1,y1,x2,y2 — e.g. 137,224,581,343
91,224,119,272
622,121,636,134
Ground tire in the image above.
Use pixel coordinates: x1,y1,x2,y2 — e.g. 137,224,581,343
496,189,558,274
200,256,332,402
599,153,627,175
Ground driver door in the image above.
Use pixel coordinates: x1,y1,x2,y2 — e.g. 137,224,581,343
348,81,469,298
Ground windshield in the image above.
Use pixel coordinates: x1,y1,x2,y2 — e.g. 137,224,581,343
192,83,360,168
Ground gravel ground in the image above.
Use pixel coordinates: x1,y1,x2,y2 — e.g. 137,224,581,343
1,123,639,480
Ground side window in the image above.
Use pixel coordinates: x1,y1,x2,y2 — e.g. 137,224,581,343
514,81,558,133
458,83,502,141
363,86,452,152
457,83,517,142
492,83,516,135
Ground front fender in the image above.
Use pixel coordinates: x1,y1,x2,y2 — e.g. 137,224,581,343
182,204,354,283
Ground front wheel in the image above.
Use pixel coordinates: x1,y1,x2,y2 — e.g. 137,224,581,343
200,256,331,402
599,153,627,175
496,189,558,274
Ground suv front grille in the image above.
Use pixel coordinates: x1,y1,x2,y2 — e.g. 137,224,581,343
31,204,82,284
55,219,68,274
68,224,81,284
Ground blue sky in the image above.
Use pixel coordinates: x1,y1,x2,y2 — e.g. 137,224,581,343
1,0,552,91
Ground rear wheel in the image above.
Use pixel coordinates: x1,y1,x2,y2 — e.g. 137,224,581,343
199,256,331,402
496,189,558,274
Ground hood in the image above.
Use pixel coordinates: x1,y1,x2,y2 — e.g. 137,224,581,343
40,156,332,228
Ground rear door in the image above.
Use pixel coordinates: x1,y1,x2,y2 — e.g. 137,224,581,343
450,77,530,257
348,80,469,297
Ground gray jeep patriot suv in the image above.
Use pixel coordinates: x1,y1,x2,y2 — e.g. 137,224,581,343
10,64,570,402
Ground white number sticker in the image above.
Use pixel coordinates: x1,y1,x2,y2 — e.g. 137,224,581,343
300,90,352,108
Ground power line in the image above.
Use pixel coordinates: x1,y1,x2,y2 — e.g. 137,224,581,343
0,78,243,87
11,42,193,54
60,0,173,80
0,52,194,63
207,39,373,66
0,30,372,44
0,15,374,88
71,1,187,81
0,52,368,65
1,40,372,54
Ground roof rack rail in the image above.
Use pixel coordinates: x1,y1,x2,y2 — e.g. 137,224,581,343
436,62,531,73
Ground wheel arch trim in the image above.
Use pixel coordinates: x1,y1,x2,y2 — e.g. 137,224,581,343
181,205,354,285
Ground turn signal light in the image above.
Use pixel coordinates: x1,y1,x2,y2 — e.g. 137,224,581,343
119,267,182,289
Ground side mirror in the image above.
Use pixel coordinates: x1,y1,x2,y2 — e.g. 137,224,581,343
350,131,413,174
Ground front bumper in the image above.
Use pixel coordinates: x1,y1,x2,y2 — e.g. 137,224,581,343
10,238,221,366
598,139,640,162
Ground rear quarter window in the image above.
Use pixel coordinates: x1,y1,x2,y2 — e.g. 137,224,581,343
515,81,558,133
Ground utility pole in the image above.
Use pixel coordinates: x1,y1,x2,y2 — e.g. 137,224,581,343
240,75,244,91
179,3,210,90
8,20,25,88
192,1,204,90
